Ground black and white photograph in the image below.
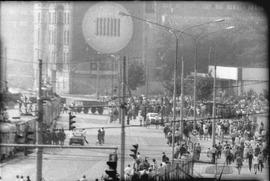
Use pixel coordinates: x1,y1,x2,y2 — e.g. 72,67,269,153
0,1,268,181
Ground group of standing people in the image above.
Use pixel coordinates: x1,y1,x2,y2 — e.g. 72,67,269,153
42,128,66,145
124,152,171,181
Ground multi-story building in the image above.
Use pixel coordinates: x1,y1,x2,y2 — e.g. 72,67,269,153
1,1,266,96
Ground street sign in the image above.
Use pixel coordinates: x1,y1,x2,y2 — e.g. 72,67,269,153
82,2,133,54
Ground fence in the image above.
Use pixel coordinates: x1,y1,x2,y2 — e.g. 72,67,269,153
164,156,193,180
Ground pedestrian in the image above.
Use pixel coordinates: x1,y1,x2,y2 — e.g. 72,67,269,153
258,152,264,172
157,163,165,181
217,142,222,159
162,152,169,163
124,164,133,181
26,176,31,181
211,145,217,163
195,143,201,161
97,129,102,145
247,150,253,172
254,144,261,156
253,155,259,174
225,147,231,165
19,176,24,181
236,155,243,175
79,175,87,181
152,158,158,173
101,127,105,144
16,175,20,181
81,128,88,144
51,129,57,145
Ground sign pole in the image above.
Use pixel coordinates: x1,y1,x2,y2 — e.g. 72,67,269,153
37,59,43,181
120,56,126,180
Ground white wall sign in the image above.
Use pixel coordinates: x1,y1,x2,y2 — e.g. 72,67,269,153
209,66,238,80
82,2,133,54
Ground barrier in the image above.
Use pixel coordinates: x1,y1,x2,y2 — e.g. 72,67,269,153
165,156,193,180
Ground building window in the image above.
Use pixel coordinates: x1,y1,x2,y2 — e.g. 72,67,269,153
145,2,155,13
96,17,120,37
38,12,41,24
58,11,63,24
54,12,57,24
49,30,52,44
63,29,69,45
37,28,41,44
48,12,51,24
52,30,54,44
63,30,66,44
67,30,69,45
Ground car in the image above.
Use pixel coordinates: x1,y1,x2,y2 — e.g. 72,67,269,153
146,113,161,124
69,132,85,146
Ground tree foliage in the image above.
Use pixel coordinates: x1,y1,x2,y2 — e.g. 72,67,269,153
128,61,145,91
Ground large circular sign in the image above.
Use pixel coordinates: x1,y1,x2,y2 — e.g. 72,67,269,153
82,2,133,54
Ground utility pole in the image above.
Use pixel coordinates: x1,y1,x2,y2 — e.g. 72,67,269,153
111,58,114,97
120,56,126,180
96,61,100,98
208,46,212,66
118,58,122,124
37,59,43,181
193,42,198,130
180,57,184,139
212,64,216,146
171,36,178,164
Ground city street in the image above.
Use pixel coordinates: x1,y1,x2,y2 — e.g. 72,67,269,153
1,112,268,181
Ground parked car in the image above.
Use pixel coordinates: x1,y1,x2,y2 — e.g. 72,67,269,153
69,132,85,146
146,113,161,125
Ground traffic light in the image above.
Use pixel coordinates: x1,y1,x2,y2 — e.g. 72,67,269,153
69,112,76,130
104,153,118,181
129,144,138,160
24,130,35,156
25,130,35,143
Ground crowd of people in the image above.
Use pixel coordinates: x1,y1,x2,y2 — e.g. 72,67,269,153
123,151,178,181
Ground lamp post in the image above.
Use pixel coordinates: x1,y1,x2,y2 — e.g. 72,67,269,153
209,26,235,146
187,21,227,131
119,11,227,165
188,25,234,141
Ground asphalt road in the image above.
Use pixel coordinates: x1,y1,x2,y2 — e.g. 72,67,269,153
0,113,268,181
0,112,172,181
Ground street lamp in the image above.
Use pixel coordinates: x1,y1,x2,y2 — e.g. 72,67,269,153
209,26,235,147
119,11,226,164
187,24,229,132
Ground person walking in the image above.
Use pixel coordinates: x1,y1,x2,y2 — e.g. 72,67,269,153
101,127,105,144
247,150,253,172
19,176,25,181
258,152,264,172
253,155,259,174
195,143,202,161
97,129,102,145
124,164,133,181
15,175,20,181
82,128,88,144
26,176,31,181
236,155,243,175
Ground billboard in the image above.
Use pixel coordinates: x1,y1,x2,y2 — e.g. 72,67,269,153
242,68,268,81
209,66,238,80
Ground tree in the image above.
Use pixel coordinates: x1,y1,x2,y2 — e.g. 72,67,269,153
183,76,213,101
128,61,145,91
